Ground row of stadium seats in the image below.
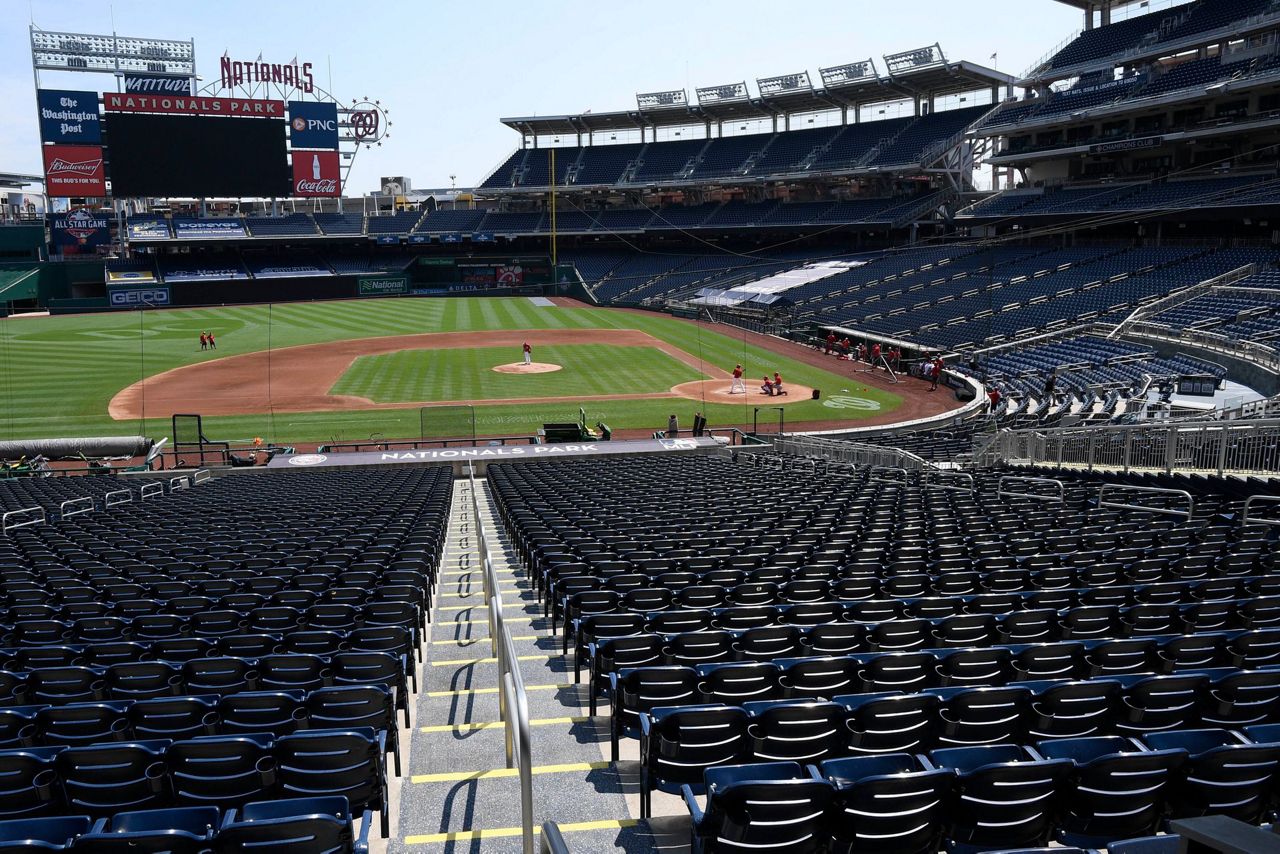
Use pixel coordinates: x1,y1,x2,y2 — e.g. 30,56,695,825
797,245,1273,349
0,798,371,854
677,731,1280,852
962,173,1280,218
480,106,989,189
1035,0,1278,75
0,468,449,844
485,451,1280,849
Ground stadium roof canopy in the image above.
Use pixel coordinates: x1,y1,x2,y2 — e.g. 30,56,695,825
501,46,1012,138
0,172,43,190
1050,0,1159,9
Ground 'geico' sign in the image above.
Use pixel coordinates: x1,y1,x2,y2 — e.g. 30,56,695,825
109,288,171,307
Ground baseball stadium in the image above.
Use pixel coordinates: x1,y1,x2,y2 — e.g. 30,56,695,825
6,1,1280,852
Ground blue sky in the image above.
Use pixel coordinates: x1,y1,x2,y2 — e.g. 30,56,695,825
2,0,1086,194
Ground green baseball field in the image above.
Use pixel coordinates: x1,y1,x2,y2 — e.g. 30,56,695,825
0,297,914,445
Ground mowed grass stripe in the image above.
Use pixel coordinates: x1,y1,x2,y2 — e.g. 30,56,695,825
329,344,706,403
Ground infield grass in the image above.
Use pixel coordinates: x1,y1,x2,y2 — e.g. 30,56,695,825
0,297,902,443
331,344,706,403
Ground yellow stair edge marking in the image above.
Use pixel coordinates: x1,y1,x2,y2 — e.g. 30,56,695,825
424,682,572,698
439,568,526,577
438,589,527,599
429,634,538,646
438,601,531,612
430,652,553,667
403,818,638,845
418,715,593,733
438,616,545,626
410,759,611,784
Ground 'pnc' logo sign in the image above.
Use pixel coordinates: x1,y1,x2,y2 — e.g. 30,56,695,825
292,116,336,132
109,288,171,307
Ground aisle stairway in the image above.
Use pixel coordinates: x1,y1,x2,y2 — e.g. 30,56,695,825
393,476,665,852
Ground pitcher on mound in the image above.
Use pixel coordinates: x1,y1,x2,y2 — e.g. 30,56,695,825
523,342,532,366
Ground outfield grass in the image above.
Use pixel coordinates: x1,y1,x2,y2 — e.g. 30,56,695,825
0,297,902,443
330,344,706,403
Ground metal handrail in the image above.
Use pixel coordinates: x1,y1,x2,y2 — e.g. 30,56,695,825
104,489,133,507
921,470,975,493
59,497,94,518
169,476,189,492
467,463,534,854
1098,484,1195,519
140,482,164,500
1243,494,1280,527
192,470,212,485
1,506,44,533
997,475,1065,503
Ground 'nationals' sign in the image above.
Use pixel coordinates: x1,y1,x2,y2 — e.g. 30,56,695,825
220,56,314,93
103,93,283,117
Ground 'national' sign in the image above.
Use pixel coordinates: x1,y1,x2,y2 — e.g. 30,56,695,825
103,93,283,117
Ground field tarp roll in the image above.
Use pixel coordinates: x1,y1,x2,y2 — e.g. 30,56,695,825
0,436,153,461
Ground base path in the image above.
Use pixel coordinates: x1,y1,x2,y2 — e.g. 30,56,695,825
110,329,734,419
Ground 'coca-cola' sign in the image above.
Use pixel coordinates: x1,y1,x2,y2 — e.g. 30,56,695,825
291,150,340,197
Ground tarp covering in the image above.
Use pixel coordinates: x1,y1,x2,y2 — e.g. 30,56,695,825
0,436,153,461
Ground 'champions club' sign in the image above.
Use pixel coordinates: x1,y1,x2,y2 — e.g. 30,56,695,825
220,55,315,93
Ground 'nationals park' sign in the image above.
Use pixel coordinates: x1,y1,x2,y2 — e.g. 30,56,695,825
268,437,723,469
103,93,284,117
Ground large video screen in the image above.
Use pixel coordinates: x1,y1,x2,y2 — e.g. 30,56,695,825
106,113,288,198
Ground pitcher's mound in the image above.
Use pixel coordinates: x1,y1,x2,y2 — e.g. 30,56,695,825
671,379,815,405
493,362,562,374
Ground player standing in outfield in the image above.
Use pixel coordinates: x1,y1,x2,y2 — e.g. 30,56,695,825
199,332,208,351
207,331,216,350
523,341,532,365
729,363,746,394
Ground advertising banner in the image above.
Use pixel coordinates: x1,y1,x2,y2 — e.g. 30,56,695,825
43,145,106,197
172,219,248,239
49,208,110,250
124,75,193,95
103,93,284,117
37,90,101,144
107,286,171,308
288,101,338,149
291,150,340,196
358,275,410,296
126,220,172,242
495,265,524,284
374,235,400,245
473,232,495,242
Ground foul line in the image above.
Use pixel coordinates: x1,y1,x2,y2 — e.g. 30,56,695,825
403,818,638,845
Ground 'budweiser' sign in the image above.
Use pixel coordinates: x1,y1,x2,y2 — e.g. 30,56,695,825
103,93,283,117
48,157,102,175
43,144,106,197
291,151,340,197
